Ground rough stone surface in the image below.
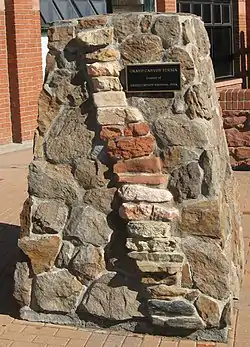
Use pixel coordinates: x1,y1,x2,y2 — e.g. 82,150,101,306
127,221,171,238
34,269,83,313
93,91,127,107
74,159,107,189
114,156,162,174
112,13,141,42
92,76,122,92
64,204,112,247
37,91,61,135
19,235,61,275
116,174,168,185
152,16,181,48
195,294,221,327
87,61,121,77
13,262,32,307
118,184,173,203
77,27,113,47
86,47,120,62
97,107,127,125
126,239,177,253
32,201,68,234
147,285,199,300
152,314,205,330
83,187,117,214
56,241,75,268
181,237,230,300
148,298,196,316
80,273,143,320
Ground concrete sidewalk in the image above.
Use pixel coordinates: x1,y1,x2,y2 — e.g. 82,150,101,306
0,147,249,347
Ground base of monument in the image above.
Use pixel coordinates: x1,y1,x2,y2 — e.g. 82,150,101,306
20,306,229,343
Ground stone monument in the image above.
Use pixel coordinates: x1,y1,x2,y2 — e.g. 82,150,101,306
14,12,244,342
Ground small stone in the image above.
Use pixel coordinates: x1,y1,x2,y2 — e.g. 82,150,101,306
80,272,143,320
19,235,61,275
13,262,32,307
93,91,127,108
32,201,68,234
97,107,127,125
114,156,162,174
78,15,109,29
127,221,171,238
83,187,117,215
77,27,113,47
221,300,233,327
125,107,144,123
148,298,196,316
70,244,105,284
152,314,205,330
100,126,123,140
87,61,121,77
192,17,210,56
107,135,155,160
147,285,199,300
152,16,181,48
141,273,178,286
119,202,179,221
182,263,193,288
34,269,84,313
74,159,107,189
92,77,122,92
124,122,150,136
129,251,184,263
118,184,173,203
64,204,112,247
56,241,75,268
37,90,61,135
20,197,32,238
135,261,183,274
86,47,120,62
195,294,221,327
116,174,168,185
126,238,176,253
112,13,141,42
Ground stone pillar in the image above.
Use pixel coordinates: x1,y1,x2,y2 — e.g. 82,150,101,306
5,0,43,143
14,13,244,343
0,0,12,145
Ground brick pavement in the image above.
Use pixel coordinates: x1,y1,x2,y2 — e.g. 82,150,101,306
0,146,249,347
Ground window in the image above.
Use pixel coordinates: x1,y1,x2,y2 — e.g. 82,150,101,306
177,0,233,79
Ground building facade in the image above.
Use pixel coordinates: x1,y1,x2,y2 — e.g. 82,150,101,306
0,0,248,145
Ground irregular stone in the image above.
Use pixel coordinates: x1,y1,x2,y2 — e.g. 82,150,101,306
152,314,205,330
129,251,184,263
64,204,112,247
116,174,168,185
77,27,113,47
19,235,61,274
181,237,230,300
188,326,228,343
83,187,117,214
100,126,124,140
44,107,94,165
56,241,75,268
119,202,179,221
127,222,170,240
32,201,68,234
185,83,213,120
80,272,143,320
221,300,233,327
235,147,250,160
74,159,107,189
13,262,32,307
107,135,155,160
147,285,199,300
38,90,61,135
93,91,127,107
192,17,210,56
33,130,44,160
97,107,127,125
91,77,122,92
20,197,32,238
148,298,196,316
180,199,223,238
125,107,144,123
114,156,162,174
141,273,179,286
78,15,109,29
70,244,105,284
161,146,202,173
182,19,195,45
126,238,176,253
87,61,121,77
118,184,172,203
168,162,203,202
112,13,141,42
195,294,221,327
223,115,247,129
20,306,82,326
140,14,152,32
135,261,183,274
120,33,164,64
152,16,181,48
124,122,150,137
165,47,195,84
182,263,193,288
153,116,209,149
86,47,120,62
28,161,83,204
34,269,84,313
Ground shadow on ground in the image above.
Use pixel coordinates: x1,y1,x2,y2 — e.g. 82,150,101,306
0,223,20,317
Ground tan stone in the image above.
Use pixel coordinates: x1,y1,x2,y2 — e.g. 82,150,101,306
97,107,127,125
92,77,122,92
38,90,61,135
86,47,120,62
93,91,127,107
147,285,199,301
19,235,62,274
125,107,144,123
77,27,113,47
87,61,121,77
118,184,173,203
195,294,221,327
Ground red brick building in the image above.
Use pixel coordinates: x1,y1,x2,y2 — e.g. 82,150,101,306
0,0,249,145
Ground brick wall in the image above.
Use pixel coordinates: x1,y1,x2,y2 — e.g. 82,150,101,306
156,0,177,12
0,0,12,145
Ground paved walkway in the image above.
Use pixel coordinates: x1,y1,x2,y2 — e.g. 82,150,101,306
0,146,249,347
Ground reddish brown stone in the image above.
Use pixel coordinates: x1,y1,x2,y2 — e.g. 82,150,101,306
107,135,155,159
124,122,150,137
225,128,250,147
235,147,250,160
78,16,108,29
100,126,123,140
223,115,247,129
115,174,168,185
113,156,162,174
